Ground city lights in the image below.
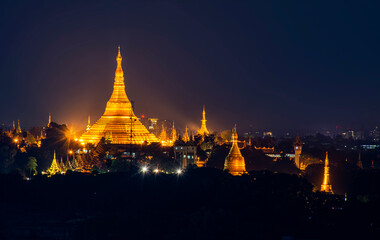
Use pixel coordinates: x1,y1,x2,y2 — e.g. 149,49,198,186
2,3,379,239
141,166,148,173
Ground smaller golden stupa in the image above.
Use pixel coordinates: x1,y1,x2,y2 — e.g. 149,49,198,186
183,126,190,143
224,125,247,176
321,152,333,193
170,122,177,144
198,105,209,135
46,151,61,175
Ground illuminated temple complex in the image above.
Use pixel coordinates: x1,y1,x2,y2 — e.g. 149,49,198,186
80,47,159,145
224,125,247,176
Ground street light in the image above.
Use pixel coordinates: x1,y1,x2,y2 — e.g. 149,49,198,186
141,166,148,173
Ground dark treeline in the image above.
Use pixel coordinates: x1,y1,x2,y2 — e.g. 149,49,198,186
1,167,380,240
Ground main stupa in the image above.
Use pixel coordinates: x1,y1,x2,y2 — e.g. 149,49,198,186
80,47,159,145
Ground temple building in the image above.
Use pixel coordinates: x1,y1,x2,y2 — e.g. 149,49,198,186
169,122,177,145
46,151,61,175
159,122,168,145
16,120,22,134
48,113,51,128
183,126,190,143
321,152,333,193
224,125,247,176
198,105,210,135
174,143,197,169
80,47,159,145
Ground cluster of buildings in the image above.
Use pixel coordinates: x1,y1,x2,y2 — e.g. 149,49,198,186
45,150,85,175
8,47,338,193
75,47,248,176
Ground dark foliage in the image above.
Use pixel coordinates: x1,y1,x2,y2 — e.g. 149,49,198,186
1,168,380,240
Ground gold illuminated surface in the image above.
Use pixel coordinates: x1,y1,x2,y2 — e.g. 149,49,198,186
169,122,177,145
198,105,210,135
16,120,22,134
321,152,333,193
80,47,159,145
224,126,247,176
46,151,61,175
159,122,169,145
183,126,190,142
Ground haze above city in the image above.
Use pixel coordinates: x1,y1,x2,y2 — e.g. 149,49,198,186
1,1,379,133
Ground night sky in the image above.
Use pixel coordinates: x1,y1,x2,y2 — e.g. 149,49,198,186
1,1,379,134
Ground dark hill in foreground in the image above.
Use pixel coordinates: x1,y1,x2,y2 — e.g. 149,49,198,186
1,168,379,240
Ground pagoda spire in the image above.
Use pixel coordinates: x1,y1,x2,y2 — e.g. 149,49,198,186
46,150,60,175
86,115,91,132
223,125,247,176
12,121,15,131
183,126,190,143
16,120,22,134
60,157,66,172
170,122,177,143
321,152,333,193
115,46,123,80
103,46,132,116
160,122,168,143
48,113,51,127
198,105,210,135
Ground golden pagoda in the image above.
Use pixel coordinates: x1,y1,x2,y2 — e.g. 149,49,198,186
48,113,51,127
170,122,177,144
46,151,61,175
80,47,159,145
321,152,333,193
224,125,247,176
159,122,168,145
16,120,22,134
198,105,209,135
183,126,190,143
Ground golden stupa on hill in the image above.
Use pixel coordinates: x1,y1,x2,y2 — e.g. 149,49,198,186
80,47,159,145
224,125,247,176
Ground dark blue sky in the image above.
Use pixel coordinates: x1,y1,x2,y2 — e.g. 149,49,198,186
1,0,379,134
